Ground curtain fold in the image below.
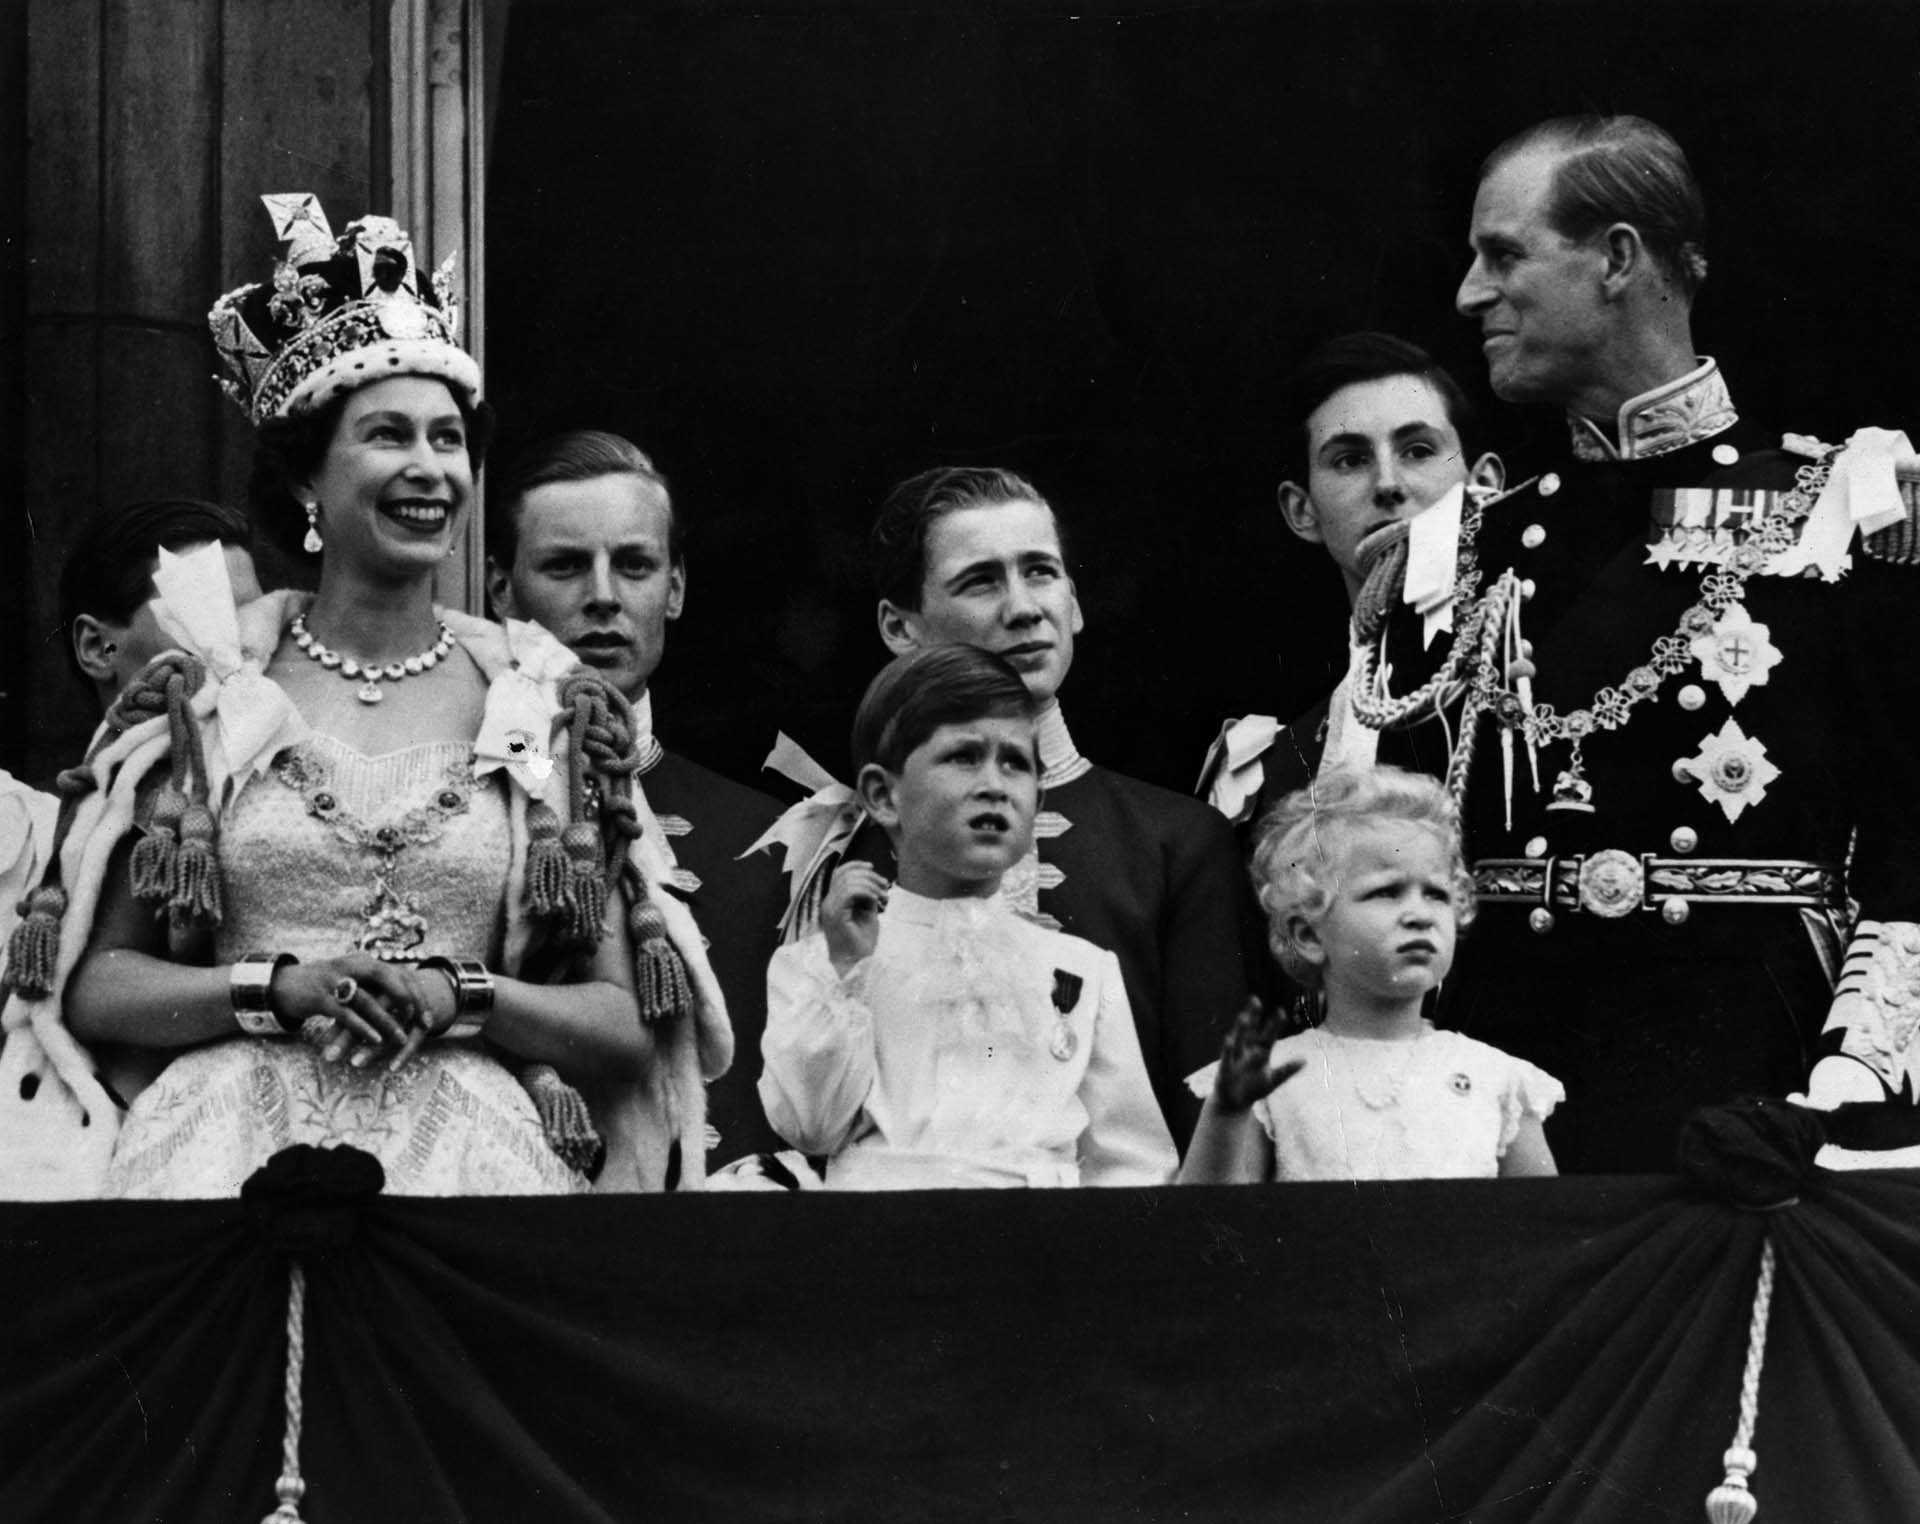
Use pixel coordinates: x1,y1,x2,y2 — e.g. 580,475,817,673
4,1174,1915,1523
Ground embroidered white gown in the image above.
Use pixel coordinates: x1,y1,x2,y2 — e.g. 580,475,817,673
103,734,585,1199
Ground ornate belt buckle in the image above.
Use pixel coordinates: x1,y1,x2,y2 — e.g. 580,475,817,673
1576,849,1645,918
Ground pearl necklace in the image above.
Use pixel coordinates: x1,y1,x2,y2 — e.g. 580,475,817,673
291,612,455,704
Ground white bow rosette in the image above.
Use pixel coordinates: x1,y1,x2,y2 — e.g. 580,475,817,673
150,545,309,799
1768,427,1917,582
471,616,576,798
1197,714,1281,826
746,733,869,943
1402,481,1466,648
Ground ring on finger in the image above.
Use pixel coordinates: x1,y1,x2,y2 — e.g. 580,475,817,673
332,975,360,1005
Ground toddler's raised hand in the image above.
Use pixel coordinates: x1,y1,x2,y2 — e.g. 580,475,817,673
1214,997,1305,1112
822,861,890,976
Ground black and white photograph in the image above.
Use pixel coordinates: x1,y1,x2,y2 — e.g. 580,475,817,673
4,1,1919,1519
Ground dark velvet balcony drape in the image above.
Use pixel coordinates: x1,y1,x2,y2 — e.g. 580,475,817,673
4,1173,1917,1523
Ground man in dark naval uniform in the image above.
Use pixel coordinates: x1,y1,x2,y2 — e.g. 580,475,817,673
488,430,790,1173
759,467,1262,1151
1359,115,1920,1171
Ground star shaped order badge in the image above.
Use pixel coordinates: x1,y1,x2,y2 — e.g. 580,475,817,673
1675,717,1780,823
1690,600,1781,706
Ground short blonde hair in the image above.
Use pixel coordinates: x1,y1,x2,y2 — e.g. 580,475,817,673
1249,764,1476,987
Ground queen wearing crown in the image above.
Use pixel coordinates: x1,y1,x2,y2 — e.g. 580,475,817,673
0,195,729,1199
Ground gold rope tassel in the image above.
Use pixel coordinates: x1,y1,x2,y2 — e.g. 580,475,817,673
262,1261,310,1524
520,1063,605,1177
561,822,607,945
132,666,201,907
1350,519,1412,646
130,784,187,905
628,890,693,1027
123,656,225,926
3,885,69,997
522,801,571,920
1705,1237,1776,1524
171,800,224,924
164,682,224,925
1,760,108,997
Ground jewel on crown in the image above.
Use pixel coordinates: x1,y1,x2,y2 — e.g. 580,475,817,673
207,192,478,426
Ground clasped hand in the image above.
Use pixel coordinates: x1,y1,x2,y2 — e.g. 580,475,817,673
268,953,460,1073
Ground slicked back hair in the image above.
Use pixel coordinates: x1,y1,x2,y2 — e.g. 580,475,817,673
488,429,679,570
869,465,1065,611
1483,114,1709,298
851,644,1040,777
1283,331,1478,484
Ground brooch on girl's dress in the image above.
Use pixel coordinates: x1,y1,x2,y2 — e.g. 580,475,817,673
1049,970,1084,1061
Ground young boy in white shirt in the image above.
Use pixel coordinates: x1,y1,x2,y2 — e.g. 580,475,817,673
758,645,1177,1189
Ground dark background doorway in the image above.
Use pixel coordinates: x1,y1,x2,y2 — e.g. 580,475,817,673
486,0,1920,794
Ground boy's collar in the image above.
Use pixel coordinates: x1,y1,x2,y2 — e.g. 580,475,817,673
1037,701,1091,789
886,884,1010,925
629,688,665,775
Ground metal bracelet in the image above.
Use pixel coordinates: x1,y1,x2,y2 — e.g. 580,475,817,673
230,952,298,1036
418,955,495,1039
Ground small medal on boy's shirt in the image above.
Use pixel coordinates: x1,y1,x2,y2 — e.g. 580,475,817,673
1048,970,1083,1061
